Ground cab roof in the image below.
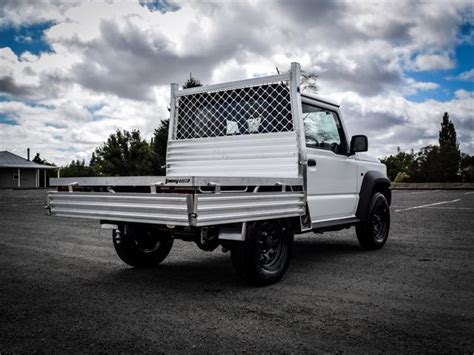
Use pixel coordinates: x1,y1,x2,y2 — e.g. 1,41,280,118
301,92,340,108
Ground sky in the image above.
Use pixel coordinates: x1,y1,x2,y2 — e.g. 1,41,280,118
0,0,473,166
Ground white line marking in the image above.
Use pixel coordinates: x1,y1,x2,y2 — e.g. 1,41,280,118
423,207,473,210
411,189,441,194
395,199,461,212
464,191,474,195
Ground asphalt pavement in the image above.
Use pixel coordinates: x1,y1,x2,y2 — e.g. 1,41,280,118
0,189,473,353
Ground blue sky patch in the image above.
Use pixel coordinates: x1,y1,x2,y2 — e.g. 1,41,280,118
405,39,473,103
86,104,107,121
0,113,18,126
405,67,474,103
0,22,54,56
402,22,474,103
0,95,12,102
138,0,180,13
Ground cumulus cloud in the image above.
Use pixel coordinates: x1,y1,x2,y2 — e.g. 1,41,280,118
0,47,17,63
0,0,79,27
414,54,455,71
409,81,440,90
402,78,440,96
449,68,474,81
0,74,36,97
455,89,474,99
0,0,473,165
336,91,474,157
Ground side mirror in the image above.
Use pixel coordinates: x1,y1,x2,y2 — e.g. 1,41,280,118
350,135,368,154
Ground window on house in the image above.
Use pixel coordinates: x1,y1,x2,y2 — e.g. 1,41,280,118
13,171,19,180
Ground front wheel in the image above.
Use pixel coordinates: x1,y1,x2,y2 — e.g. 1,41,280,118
356,192,390,250
231,219,293,285
112,224,173,267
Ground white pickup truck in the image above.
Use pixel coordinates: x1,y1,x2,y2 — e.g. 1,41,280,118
47,63,391,285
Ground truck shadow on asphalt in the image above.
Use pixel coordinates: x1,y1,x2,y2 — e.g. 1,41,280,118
97,237,364,289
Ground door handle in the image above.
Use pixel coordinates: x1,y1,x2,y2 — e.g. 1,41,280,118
307,159,317,167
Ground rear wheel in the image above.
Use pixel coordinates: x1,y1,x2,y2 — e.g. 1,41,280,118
231,219,293,285
356,192,390,250
112,224,173,267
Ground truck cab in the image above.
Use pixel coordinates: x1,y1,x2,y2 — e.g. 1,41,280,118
301,94,389,226
47,63,391,285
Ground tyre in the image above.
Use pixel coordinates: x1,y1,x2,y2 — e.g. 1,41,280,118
112,224,173,267
356,192,390,250
231,219,293,285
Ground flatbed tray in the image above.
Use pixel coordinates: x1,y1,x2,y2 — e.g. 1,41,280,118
49,176,303,188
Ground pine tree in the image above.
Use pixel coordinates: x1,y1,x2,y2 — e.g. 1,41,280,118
438,112,460,182
183,73,202,89
439,112,458,148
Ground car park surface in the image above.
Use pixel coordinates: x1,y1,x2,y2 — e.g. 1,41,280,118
1,189,473,352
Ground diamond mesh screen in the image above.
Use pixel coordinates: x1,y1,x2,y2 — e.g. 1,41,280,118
173,82,293,140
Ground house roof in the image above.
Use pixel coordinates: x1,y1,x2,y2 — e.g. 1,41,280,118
0,151,57,169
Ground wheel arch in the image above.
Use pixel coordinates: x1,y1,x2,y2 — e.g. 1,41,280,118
356,171,391,222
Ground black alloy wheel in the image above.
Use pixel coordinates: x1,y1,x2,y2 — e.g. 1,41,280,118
356,192,390,250
231,219,293,285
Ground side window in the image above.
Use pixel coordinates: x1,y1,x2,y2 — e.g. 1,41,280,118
12,171,18,180
302,104,346,154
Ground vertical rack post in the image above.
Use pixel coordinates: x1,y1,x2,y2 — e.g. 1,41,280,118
289,62,307,176
289,62,311,228
166,83,179,175
168,83,179,142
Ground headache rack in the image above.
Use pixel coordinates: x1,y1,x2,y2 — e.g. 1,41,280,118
48,63,308,228
167,63,306,178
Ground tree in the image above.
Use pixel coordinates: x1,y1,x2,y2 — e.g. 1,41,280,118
394,171,410,183
31,153,57,181
151,119,169,175
150,74,204,174
438,112,460,182
280,68,318,94
183,73,202,89
32,153,54,166
300,70,318,94
32,153,44,164
439,112,458,147
90,129,154,176
460,153,474,182
410,145,441,182
380,151,415,181
60,159,96,177
385,112,463,183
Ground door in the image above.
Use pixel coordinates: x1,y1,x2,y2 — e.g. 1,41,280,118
302,103,359,223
